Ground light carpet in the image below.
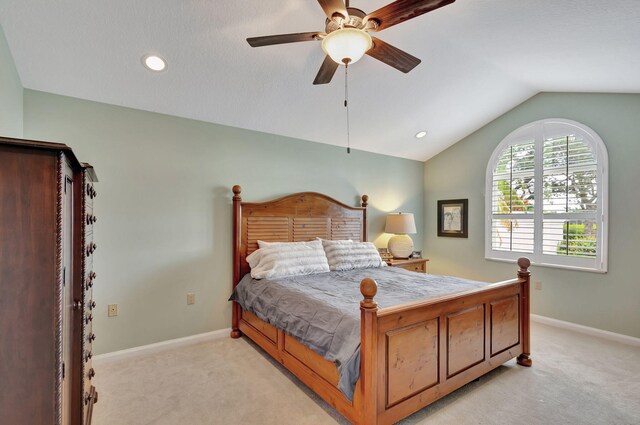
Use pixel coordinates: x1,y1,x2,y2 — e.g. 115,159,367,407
92,323,640,424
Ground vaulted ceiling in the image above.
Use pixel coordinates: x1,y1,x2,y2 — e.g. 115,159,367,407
1,0,639,160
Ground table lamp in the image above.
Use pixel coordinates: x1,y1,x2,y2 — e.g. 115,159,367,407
385,212,417,259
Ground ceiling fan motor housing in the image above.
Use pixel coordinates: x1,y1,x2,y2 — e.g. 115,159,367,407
325,8,371,33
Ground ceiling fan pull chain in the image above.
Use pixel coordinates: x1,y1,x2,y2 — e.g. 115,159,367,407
344,63,351,154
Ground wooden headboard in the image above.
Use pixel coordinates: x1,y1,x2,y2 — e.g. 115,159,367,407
231,185,368,286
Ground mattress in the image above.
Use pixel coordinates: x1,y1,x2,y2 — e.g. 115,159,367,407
231,267,488,400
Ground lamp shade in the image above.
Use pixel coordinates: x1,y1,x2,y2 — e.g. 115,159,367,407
385,213,416,235
321,28,372,65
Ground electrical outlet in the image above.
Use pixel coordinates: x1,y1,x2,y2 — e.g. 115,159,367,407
187,293,195,305
535,281,542,290
108,304,118,317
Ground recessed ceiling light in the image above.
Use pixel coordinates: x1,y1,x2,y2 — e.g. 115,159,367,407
415,130,427,139
142,54,166,72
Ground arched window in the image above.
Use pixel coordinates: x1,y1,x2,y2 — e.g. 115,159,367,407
485,119,608,272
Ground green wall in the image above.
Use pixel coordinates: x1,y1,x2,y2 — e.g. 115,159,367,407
23,89,425,354
0,24,23,137
424,92,640,338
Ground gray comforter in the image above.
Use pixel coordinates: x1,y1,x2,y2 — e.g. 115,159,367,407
230,267,488,400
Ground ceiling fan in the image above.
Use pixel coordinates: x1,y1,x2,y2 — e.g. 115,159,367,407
247,0,455,85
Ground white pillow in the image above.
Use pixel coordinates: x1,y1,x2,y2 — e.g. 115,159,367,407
247,240,330,279
320,239,386,271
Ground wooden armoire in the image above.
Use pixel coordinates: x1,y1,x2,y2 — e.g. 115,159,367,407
0,137,99,425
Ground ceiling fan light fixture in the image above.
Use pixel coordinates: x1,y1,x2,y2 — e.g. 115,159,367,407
322,28,372,65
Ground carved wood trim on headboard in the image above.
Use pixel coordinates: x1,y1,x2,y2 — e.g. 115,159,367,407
231,186,369,287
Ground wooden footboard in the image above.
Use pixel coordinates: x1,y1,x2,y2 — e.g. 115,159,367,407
358,257,532,424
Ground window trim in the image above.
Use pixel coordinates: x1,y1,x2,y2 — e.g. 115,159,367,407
485,118,609,273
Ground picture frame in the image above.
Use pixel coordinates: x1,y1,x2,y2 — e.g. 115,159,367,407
411,250,422,259
437,199,468,238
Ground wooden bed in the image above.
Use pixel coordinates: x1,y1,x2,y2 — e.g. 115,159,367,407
229,186,532,425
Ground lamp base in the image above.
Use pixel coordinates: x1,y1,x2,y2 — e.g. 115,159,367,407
388,234,414,259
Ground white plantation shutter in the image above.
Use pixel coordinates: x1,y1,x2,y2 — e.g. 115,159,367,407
542,136,599,259
485,119,608,272
490,141,535,254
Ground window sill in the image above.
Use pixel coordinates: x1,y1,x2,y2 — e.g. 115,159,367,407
485,256,607,274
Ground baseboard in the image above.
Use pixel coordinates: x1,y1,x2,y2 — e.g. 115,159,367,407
531,315,640,347
93,328,231,364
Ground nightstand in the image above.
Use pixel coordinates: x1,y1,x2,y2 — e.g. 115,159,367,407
386,258,429,273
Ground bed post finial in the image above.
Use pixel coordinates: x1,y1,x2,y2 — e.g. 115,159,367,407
361,194,368,208
232,185,242,201
516,257,532,367
518,257,531,276
360,278,377,309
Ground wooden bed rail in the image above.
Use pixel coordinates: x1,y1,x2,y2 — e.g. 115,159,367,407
377,277,523,317
358,257,532,424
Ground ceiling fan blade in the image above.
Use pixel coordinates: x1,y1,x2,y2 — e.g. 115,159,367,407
313,55,340,85
247,32,323,47
317,0,349,20
366,37,421,73
366,0,455,32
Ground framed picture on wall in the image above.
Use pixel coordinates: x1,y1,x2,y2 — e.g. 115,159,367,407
437,199,468,238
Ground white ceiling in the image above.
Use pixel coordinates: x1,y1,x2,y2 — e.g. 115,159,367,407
1,0,639,161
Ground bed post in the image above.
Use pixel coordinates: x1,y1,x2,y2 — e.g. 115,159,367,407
360,277,378,424
361,194,368,242
230,185,243,339
516,257,532,366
